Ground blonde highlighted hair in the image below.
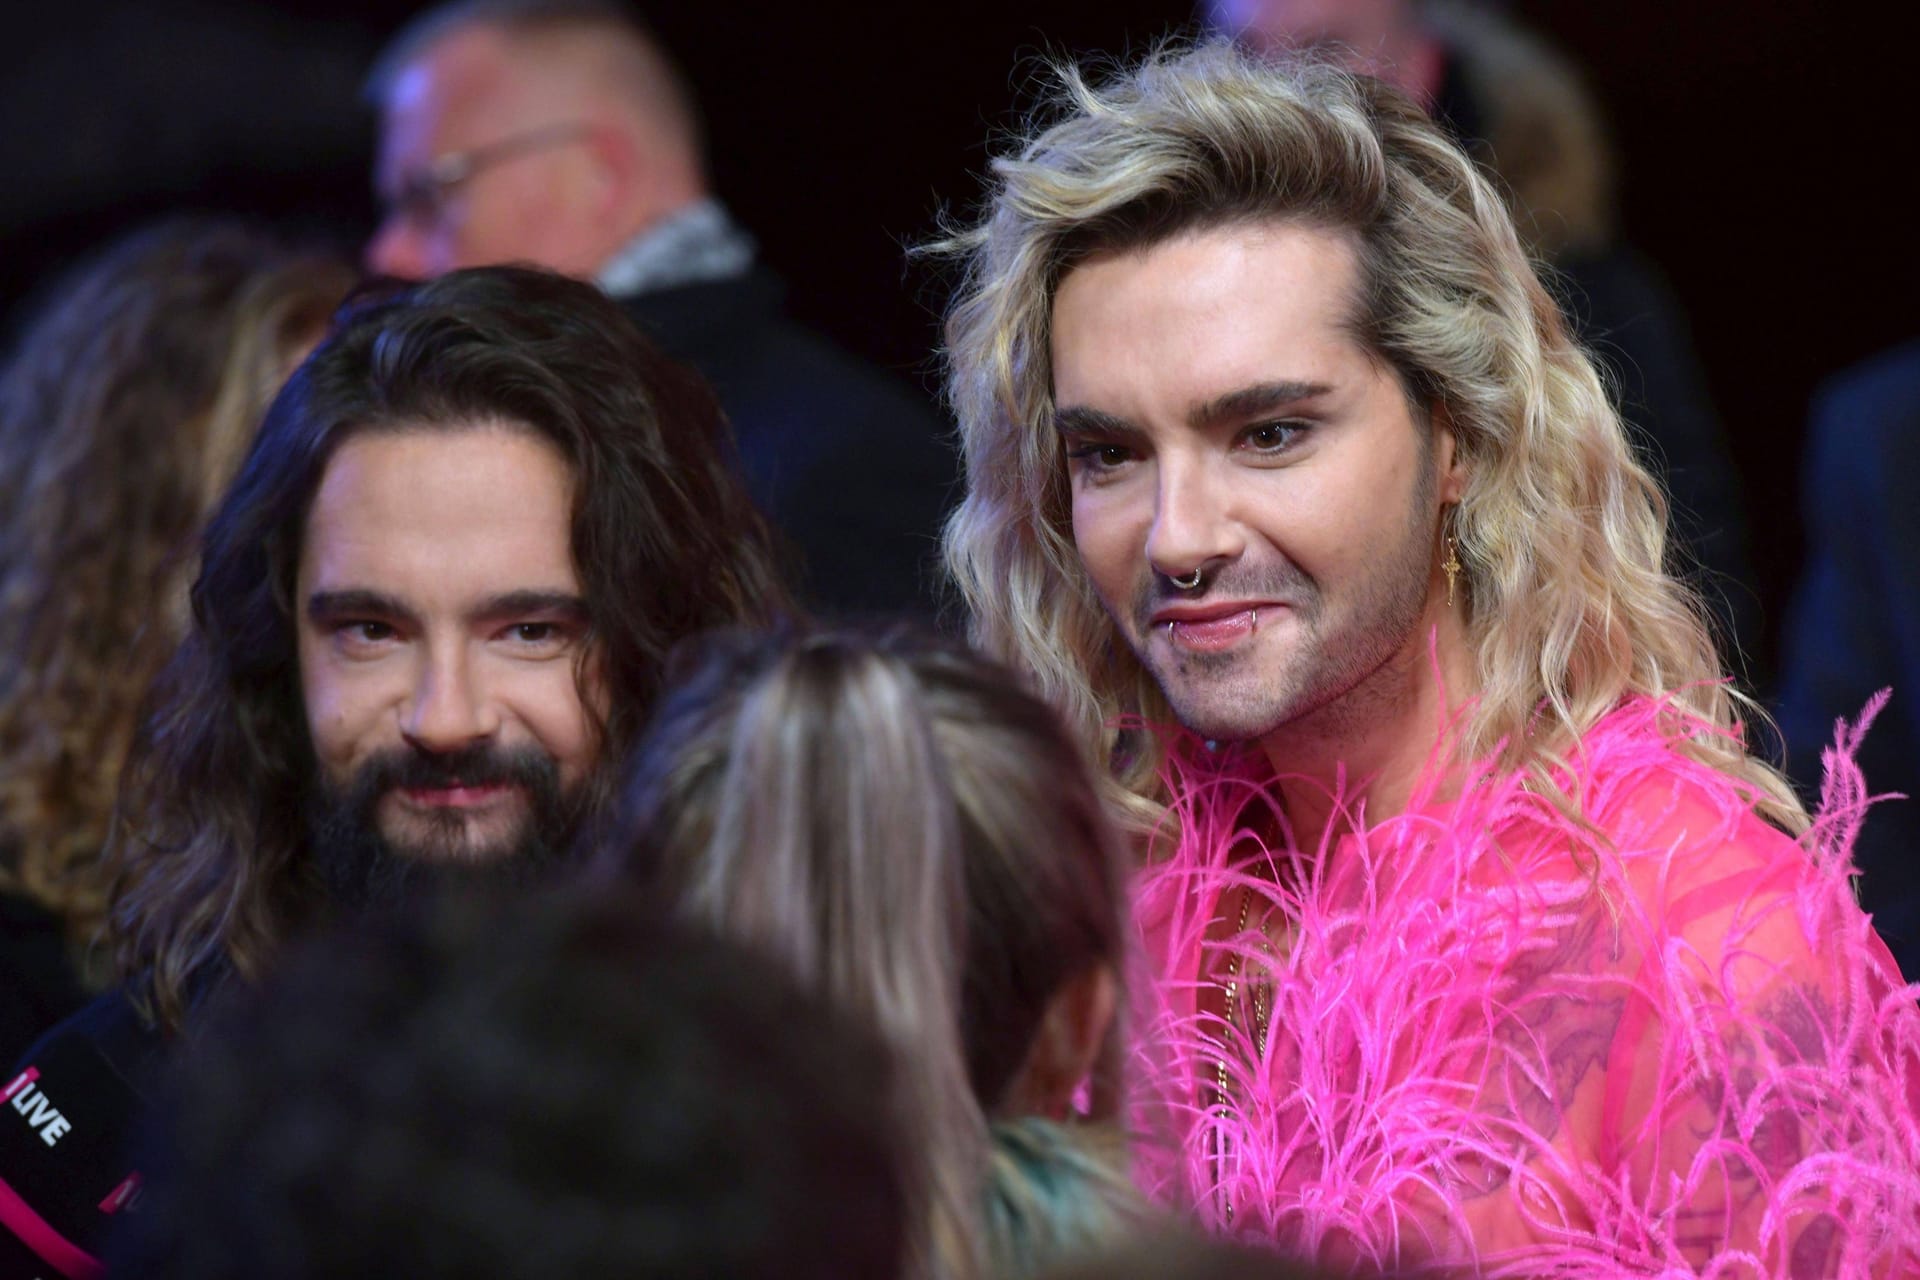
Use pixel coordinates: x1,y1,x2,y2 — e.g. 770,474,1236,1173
611,628,1140,1279
935,41,1799,836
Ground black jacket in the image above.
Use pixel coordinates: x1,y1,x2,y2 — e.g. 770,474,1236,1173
0,893,88,1070
1777,338,1920,982
618,269,957,621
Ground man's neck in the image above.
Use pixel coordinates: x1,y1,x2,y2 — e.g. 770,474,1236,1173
1257,603,1474,853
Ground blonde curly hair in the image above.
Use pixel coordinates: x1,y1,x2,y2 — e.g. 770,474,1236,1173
935,42,1798,839
0,220,352,950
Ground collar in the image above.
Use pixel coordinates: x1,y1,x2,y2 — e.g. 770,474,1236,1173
594,198,757,298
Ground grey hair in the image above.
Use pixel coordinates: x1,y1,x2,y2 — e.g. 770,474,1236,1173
363,0,704,156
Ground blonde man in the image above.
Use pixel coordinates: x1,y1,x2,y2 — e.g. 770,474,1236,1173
938,43,1919,1277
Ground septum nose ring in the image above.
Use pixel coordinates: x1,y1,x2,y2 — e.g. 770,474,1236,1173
1168,569,1204,591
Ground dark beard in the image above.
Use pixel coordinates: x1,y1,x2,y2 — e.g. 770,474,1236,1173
306,743,587,913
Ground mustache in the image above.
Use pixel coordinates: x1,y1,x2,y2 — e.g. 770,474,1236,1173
1128,561,1317,633
307,741,582,914
344,742,561,805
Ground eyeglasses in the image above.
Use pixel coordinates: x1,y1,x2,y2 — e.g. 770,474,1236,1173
381,122,593,227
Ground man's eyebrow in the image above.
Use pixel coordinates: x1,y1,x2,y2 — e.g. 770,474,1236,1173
1190,380,1335,431
1052,405,1147,441
306,589,419,627
470,590,590,625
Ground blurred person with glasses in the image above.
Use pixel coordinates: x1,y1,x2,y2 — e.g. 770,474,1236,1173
365,0,955,620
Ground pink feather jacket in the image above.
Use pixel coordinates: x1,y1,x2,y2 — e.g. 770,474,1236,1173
1131,696,1920,1277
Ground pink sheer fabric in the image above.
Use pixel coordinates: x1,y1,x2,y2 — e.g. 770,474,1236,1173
1131,696,1920,1277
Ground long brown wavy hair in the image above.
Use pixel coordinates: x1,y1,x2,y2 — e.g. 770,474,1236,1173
0,220,352,953
111,265,794,1030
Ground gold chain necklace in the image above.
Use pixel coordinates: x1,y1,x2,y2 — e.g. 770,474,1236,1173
1212,885,1274,1222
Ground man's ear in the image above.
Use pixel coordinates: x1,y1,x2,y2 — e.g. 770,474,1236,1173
583,122,640,222
1432,400,1468,504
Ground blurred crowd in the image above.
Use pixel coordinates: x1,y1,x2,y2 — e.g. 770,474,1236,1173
2,3,1917,1278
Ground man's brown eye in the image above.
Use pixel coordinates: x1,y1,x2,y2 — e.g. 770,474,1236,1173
1246,423,1301,451
1066,442,1132,469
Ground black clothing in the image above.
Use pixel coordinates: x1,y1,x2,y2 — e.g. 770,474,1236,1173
618,269,957,621
0,893,88,1070
1777,339,1920,981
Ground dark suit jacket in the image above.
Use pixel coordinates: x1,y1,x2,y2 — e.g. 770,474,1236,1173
617,269,957,621
1777,338,1920,980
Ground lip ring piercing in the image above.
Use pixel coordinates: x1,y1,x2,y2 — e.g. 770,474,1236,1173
1169,569,1204,591
1165,608,1258,638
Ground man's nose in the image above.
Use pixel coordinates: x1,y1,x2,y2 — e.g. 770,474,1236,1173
1145,455,1245,582
401,650,495,753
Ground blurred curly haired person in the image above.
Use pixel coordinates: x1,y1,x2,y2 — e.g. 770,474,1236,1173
0,220,352,1058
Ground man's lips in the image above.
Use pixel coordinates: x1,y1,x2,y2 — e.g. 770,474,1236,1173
394,782,516,809
1150,600,1284,626
1149,601,1283,653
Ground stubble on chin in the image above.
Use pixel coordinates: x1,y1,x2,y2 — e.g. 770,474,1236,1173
1147,620,1318,743
1116,565,1325,743
1115,538,1435,746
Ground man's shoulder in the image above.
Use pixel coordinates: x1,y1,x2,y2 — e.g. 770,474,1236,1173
0,892,89,1066
1811,337,1920,443
1556,702,1805,902
613,274,943,435
12,987,165,1089
1822,336,1920,401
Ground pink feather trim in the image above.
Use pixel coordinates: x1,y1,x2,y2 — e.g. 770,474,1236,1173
1128,694,1920,1277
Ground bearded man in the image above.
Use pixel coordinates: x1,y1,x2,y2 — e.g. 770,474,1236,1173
938,43,1919,1277
0,265,788,1276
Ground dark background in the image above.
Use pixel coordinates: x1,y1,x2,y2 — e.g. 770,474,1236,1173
4,0,1914,690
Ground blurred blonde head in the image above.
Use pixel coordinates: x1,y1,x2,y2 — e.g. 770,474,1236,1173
934,42,1796,836
0,220,353,948
614,628,1139,1278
